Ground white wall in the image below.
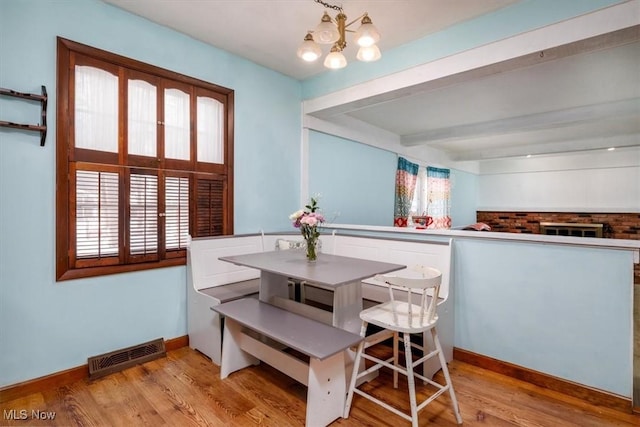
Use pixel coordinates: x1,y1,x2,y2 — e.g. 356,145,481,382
477,147,640,212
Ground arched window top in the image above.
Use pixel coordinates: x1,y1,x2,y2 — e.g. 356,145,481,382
74,65,119,153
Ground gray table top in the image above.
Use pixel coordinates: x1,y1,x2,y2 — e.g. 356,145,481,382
219,250,405,288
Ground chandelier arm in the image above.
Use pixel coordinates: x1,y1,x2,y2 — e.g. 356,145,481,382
345,14,368,28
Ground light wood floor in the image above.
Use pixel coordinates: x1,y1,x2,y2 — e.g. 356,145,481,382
1,346,638,426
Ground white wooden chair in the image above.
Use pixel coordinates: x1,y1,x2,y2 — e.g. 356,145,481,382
344,266,463,426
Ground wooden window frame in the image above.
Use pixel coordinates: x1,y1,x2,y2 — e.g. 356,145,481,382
56,37,234,281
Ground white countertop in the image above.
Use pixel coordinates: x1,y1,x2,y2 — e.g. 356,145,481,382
324,223,640,259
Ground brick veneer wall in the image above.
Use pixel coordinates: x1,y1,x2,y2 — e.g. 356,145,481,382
476,211,640,283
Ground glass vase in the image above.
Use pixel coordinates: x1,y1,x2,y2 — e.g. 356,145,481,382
305,237,318,262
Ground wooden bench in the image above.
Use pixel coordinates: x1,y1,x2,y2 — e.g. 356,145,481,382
187,234,265,364
213,298,363,427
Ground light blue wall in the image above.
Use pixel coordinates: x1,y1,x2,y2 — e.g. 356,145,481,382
301,0,626,98
0,0,301,386
309,131,396,225
308,132,480,227
450,169,478,228
454,239,633,396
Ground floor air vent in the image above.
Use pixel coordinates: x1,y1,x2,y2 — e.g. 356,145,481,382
88,338,166,379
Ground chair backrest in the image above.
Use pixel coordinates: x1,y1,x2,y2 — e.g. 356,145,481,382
275,238,306,250
333,235,452,302
274,230,336,253
373,266,442,328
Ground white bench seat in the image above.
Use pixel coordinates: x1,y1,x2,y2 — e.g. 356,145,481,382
199,279,260,304
214,298,363,427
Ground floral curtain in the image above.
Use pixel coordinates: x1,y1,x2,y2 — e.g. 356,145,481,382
393,157,419,227
427,166,451,229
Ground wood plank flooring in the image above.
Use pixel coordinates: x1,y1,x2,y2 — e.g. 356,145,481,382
1,346,638,426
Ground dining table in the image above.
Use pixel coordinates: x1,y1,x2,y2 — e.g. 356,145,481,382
219,249,405,335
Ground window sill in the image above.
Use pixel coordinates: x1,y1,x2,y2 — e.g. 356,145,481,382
56,257,186,281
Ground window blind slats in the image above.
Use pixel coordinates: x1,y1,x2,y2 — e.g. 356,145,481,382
76,170,119,258
129,174,158,255
196,178,224,236
165,176,189,249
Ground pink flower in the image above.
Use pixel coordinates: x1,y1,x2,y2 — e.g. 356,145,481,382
289,197,325,232
300,215,318,226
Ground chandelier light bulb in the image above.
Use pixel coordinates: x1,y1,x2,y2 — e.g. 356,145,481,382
314,12,340,44
356,44,381,62
297,32,322,62
324,46,347,69
354,14,381,47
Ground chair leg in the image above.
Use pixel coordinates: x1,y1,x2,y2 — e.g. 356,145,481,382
344,321,368,419
393,331,399,388
432,328,463,424
403,333,419,427
422,330,428,385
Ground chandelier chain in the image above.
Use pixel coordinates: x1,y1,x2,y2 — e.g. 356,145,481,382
314,0,343,12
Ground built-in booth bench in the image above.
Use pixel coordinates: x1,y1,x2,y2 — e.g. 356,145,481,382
187,232,324,363
187,234,263,364
187,232,454,379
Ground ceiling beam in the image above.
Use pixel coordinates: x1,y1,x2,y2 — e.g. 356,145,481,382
303,115,401,151
401,98,640,146
449,133,640,161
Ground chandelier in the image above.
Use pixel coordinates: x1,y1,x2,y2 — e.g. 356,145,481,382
297,0,382,70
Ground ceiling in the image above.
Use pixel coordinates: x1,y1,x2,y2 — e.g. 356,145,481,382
103,0,640,161
103,0,517,80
